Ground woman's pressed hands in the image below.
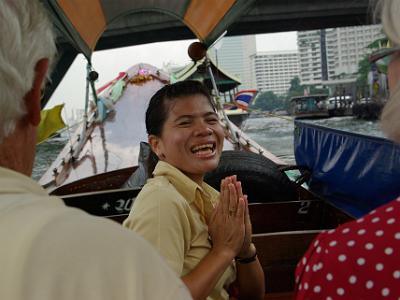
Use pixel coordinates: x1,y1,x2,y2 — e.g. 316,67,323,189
229,177,254,258
208,176,246,259
238,195,254,258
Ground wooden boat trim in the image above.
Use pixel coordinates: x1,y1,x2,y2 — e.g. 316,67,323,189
253,229,324,237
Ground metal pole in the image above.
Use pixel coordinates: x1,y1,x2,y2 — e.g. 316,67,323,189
205,55,239,145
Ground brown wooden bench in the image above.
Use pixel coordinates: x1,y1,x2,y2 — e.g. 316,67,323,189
249,200,352,234
248,201,352,296
253,230,321,294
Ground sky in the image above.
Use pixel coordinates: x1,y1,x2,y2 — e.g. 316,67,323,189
48,31,298,118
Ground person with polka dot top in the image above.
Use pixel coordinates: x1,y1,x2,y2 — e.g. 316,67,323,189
295,199,400,299
295,1,400,298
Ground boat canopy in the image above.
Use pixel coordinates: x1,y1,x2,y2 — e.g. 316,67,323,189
294,120,400,218
290,95,328,103
172,57,241,92
41,0,372,106
43,0,255,60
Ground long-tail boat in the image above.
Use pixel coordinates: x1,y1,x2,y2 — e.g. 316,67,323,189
39,1,379,298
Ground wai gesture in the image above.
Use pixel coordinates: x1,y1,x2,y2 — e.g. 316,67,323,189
208,175,253,259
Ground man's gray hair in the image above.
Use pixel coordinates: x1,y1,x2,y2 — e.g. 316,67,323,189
0,0,56,142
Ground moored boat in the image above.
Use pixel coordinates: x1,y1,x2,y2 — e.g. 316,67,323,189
224,108,249,128
289,95,330,119
325,96,353,117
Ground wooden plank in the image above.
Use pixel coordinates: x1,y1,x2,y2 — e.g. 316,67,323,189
230,291,293,300
249,200,353,234
253,231,321,293
62,187,140,217
53,166,136,196
249,200,323,233
264,292,294,300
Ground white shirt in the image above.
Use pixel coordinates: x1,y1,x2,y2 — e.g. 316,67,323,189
0,166,192,300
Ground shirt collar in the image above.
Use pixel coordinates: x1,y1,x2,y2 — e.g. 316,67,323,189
153,161,218,206
0,166,49,197
153,161,201,203
153,161,219,224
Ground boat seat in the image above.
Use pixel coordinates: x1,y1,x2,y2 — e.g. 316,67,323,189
123,141,151,189
249,200,352,234
253,230,320,294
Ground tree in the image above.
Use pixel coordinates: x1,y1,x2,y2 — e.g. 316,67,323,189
367,36,388,50
286,76,328,100
251,91,284,111
308,85,329,95
287,76,304,98
356,55,371,86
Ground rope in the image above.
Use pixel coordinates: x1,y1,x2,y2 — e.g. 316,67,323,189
36,120,84,145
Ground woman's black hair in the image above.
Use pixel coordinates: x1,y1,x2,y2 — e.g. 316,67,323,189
145,80,215,135
145,80,216,176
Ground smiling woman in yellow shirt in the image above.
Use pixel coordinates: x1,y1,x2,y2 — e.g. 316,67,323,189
123,80,264,300
124,161,235,300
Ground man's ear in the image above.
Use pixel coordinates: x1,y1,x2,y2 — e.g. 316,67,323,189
23,58,49,126
148,134,163,159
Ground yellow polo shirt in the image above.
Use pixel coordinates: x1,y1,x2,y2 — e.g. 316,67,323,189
123,161,236,300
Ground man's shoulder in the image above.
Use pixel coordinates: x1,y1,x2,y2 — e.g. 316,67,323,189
0,198,192,300
51,210,192,299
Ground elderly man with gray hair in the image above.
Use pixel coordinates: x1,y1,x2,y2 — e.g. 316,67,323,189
0,1,192,299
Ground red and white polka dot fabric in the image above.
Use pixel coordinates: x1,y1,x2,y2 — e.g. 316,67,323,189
295,197,400,299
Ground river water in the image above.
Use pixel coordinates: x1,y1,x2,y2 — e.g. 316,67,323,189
242,116,383,165
33,116,384,181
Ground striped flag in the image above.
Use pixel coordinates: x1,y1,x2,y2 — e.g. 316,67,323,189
233,90,258,110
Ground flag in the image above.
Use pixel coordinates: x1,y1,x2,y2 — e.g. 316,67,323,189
233,90,258,110
37,104,66,144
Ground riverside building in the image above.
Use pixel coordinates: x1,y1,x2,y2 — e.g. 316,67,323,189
298,24,384,86
208,35,256,90
251,50,300,95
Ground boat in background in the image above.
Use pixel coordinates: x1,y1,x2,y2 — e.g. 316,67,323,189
352,97,385,120
325,95,353,117
223,90,258,127
289,95,330,119
224,107,249,128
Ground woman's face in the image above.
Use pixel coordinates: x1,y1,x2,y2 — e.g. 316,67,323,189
149,94,225,184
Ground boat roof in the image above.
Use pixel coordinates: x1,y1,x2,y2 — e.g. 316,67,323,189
290,94,329,102
41,0,373,106
172,56,241,92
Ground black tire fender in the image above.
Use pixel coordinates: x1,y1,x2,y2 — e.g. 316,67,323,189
204,150,299,203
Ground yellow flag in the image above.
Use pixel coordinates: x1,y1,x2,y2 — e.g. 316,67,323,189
37,104,66,144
